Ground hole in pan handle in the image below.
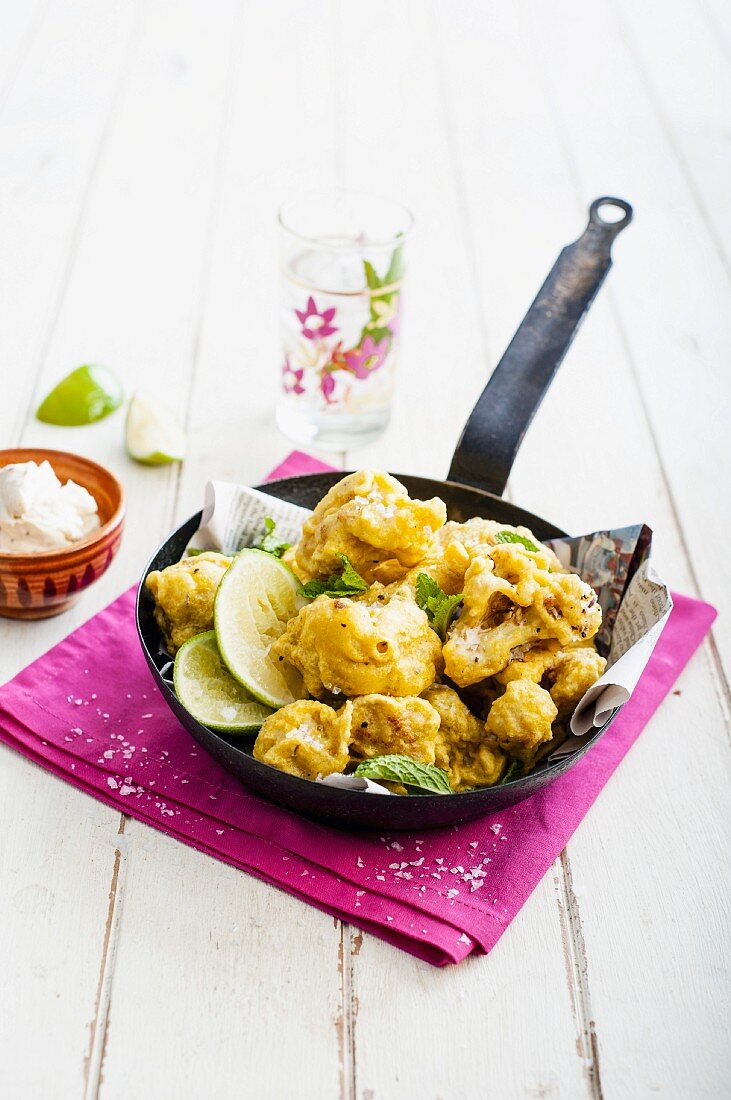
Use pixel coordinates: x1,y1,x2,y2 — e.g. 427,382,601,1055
447,196,633,499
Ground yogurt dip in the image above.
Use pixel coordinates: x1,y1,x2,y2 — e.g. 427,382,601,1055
0,460,101,553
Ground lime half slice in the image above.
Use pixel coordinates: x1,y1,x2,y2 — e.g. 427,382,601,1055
36,364,123,426
126,391,186,465
214,548,307,708
173,631,273,732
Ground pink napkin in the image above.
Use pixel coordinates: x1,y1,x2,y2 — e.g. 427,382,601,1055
0,454,717,965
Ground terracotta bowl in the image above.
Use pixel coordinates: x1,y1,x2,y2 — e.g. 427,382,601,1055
0,448,125,620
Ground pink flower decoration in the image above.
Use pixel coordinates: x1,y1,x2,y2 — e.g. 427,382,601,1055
341,335,389,380
295,296,339,340
282,357,305,395
320,373,337,404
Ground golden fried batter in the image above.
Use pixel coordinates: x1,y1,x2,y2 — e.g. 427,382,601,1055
290,469,446,584
443,543,602,687
349,695,441,764
485,680,558,763
272,591,442,699
145,552,232,655
424,685,506,791
253,699,352,780
495,640,563,685
547,648,607,716
411,518,563,595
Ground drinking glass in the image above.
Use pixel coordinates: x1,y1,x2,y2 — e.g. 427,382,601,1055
276,193,413,450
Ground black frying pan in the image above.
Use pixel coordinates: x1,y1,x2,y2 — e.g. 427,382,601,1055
137,198,633,830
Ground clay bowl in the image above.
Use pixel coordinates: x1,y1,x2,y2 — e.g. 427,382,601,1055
0,448,125,620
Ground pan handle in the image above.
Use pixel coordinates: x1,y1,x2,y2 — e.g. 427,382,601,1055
447,197,633,497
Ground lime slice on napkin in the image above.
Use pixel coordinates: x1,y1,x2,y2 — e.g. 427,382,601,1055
215,549,306,709
126,391,186,465
173,631,273,732
36,364,123,426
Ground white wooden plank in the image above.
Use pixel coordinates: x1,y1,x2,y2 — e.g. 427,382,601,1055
0,746,124,1098
432,2,730,1094
0,0,146,443
0,0,48,107
96,3,344,1094
339,0,486,482
339,2,589,1094
351,870,589,1099
521,0,731,678
100,832,343,1100
615,0,731,273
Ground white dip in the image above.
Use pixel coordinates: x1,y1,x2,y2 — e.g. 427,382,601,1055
0,460,101,553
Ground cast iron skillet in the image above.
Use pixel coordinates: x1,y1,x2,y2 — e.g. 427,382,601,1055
137,197,633,830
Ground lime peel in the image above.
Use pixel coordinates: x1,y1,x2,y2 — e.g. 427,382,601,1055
173,631,273,732
36,364,123,426
214,548,307,709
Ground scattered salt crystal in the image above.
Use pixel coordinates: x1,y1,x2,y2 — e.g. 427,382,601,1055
356,890,364,897
458,933,471,945
409,857,424,867
74,699,83,706
376,874,385,881
390,841,404,851
469,841,478,849
386,916,393,922
91,693,97,700
446,888,459,898
71,727,83,735
107,777,119,790
357,857,364,868
103,750,114,760
435,857,444,865
141,713,153,719
430,872,442,879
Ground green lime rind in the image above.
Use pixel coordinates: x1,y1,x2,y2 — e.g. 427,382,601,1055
173,631,273,732
36,364,123,426
214,548,307,709
354,754,453,795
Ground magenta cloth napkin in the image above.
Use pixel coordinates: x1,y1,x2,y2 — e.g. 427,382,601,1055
0,455,717,965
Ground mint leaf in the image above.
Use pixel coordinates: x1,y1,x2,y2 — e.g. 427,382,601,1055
254,516,291,559
494,531,540,554
415,572,462,640
384,238,405,285
500,760,525,785
302,554,369,599
363,259,382,291
354,754,452,794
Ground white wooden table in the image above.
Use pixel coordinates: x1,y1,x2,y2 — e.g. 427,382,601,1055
2,2,729,1096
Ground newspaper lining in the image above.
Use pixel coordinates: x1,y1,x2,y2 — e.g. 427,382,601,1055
187,481,673,763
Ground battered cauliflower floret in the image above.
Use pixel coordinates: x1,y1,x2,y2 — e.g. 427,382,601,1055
443,556,546,685
349,695,441,764
290,469,446,584
411,518,563,595
271,591,443,699
447,741,507,792
424,684,507,790
485,680,558,763
443,543,602,687
546,648,607,716
145,552,232,655
253,699,352,780
495,640,563,685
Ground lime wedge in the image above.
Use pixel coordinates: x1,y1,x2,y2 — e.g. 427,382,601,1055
214,549,307,708
126,391,186,465
36,364,123,426
173,631,273,732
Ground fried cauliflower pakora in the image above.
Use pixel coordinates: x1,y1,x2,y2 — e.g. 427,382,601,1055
413,518,563,595
145,551,232,655
290,469,446,584
424,684,507,791
271,590,442,699
546,648,607,716
253,699,352,779
349,695,441,764
444,542,602,688
485,680,558,763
